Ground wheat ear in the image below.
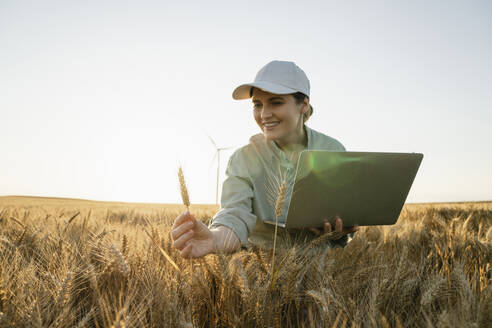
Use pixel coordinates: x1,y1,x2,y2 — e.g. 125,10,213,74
56,272,72,306
271,180,286,282
110,244,129,276
177,165,194,324
9,216,25,229
0,273,7,311
178,166,190,211
121,234,128,256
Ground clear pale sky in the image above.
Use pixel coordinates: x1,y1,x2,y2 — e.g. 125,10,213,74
1,0,491,204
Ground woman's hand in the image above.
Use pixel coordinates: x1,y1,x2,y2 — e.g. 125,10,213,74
309,216,359,240
171,211,215,258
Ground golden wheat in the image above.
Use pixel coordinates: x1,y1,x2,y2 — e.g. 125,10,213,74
0,273,7,312
121,234,128,256
142,226,180,272
177,165,195,324
0,197,491,327
110,244,129,276
178,166,190,211
271,180,287,285
56,271,72,307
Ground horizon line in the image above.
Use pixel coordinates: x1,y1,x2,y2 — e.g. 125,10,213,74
1,195,491,206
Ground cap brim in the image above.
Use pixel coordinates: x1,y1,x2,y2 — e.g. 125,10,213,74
232,81,298,100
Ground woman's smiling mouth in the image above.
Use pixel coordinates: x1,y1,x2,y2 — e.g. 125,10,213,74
263,121,280,130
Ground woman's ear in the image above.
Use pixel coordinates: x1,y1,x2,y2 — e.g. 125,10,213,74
301,97,310,115
302,98,313,123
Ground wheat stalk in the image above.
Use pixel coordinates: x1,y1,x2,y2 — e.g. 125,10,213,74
16,226,28,244
143,226,180,272
0,273,7,312
271,180,286,287
178,166,190,211
76,308,94,328
67,211,80,225
177,165,196,324
63,211,80,233
9,216,25,229
486,226,492,243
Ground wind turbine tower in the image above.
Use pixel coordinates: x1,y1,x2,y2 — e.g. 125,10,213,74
208,135,231,205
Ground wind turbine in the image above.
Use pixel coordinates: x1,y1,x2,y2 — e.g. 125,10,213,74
208,135,232,205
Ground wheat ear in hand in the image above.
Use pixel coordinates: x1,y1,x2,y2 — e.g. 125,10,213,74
178,166,190,212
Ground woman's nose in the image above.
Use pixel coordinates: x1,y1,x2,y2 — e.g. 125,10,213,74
261,107,272,119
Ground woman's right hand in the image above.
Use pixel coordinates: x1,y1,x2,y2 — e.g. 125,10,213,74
308,217,359,240
171,211,215,258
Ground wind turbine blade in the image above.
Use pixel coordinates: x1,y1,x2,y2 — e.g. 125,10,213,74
206,133,218,149
218,147,233,151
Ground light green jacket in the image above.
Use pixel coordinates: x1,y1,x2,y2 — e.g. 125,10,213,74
209,126,346,247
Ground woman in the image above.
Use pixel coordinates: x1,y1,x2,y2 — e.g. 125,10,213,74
171,60,359,258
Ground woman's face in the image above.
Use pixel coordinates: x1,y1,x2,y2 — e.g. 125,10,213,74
252,88,309,148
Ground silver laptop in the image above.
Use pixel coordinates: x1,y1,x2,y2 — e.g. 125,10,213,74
265,151,423,228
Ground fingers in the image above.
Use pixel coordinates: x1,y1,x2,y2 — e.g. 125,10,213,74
313,217,361,240
171,219,194,241
173,229,194,250
334,217,343,233
323,219,332,234
172,211,194,230
321,217,360,240
333,217,360,234
180,242,193,258
171,211,197,242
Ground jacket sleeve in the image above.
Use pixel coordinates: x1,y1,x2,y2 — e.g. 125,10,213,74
209,150,257,247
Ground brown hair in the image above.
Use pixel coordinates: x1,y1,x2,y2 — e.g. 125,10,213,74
292,92,313,122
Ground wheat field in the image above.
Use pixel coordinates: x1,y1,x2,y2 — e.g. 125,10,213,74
0,196,491,327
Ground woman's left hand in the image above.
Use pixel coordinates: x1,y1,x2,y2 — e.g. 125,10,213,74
309,216,359,240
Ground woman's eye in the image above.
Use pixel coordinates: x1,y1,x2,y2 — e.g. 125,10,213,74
253,104,262,109
271,102,282,106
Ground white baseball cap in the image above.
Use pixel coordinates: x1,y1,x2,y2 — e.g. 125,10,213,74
232,60,310,100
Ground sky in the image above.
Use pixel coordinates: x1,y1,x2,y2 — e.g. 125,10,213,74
1,0,491,204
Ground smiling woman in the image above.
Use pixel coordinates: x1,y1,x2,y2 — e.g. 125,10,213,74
251,89,309,149
171,60,358,258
